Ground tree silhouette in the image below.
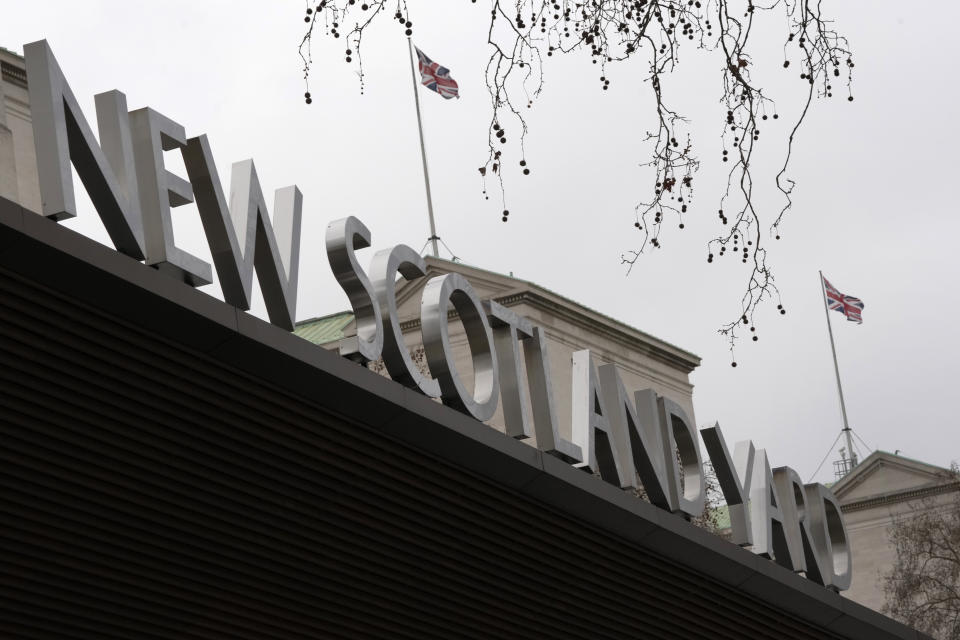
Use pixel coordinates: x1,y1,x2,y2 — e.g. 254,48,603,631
298,0,854,361
882,465,960,640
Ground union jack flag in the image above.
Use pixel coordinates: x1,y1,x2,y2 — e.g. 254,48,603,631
415,46,459,99
823,276,864,324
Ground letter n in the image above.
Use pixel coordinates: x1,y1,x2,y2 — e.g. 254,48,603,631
24,40,144,259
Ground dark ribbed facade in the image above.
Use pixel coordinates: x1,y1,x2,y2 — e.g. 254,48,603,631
0,196,926,639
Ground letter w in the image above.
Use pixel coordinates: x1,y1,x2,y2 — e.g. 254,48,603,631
183,135,301,330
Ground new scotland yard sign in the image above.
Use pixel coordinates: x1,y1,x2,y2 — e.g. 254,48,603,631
20,39,853,593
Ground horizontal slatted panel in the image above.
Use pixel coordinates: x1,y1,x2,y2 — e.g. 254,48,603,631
0,268,847,640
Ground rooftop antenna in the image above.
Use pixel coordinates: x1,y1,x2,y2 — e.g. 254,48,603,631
810,426,873,483
834,447,855,482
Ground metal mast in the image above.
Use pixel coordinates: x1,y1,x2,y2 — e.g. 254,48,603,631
406,38,440,258
819,270,857,472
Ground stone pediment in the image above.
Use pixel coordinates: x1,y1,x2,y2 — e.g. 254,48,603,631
296,256,701,376
832,450,953,504
297,258,525,348
392,257,524,325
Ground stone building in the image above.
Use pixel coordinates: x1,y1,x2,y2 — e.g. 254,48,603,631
295,256,701,449
835,450,960,612
297,257,960,627
0,36,928,638
0,48,39,212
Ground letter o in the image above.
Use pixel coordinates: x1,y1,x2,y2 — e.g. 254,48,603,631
804,483,853,591
421,274,500,421
821,491,852,589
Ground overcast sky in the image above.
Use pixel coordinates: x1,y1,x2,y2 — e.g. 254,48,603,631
3,1,957,483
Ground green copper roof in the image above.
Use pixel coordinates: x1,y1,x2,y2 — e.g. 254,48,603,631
295,311,353,345
713,504,731,531
0,46,24,60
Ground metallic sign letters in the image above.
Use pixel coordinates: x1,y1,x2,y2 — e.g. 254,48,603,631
25,40,302,330
327,217,852,591
22,40,852,593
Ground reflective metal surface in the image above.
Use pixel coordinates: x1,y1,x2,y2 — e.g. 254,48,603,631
700,424,752,545
325,217,384,364
772,466,810,573
93,89,141,246
228,160,301,330
571,351,630,488
804,483,853,591
523,326,582,463
369,244,439,396
129,107,211,286
16,41,861,592
182,136,302,331
659,397,705,518
748,449,792,566
24,40,145,259
421,274,499,421
599,367,674,509
483,300,533,439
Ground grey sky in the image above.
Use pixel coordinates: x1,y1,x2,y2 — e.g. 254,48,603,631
2,1,957,482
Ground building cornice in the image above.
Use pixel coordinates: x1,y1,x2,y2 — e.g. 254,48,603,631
503,289,700,374
840,480,960,514
1,60,27,89
397,287,699,376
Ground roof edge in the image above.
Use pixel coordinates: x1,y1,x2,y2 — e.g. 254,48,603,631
422,257,701,370
833,450,955,497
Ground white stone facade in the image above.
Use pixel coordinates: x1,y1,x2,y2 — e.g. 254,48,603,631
0,48,40,212
301,256,701,451
834,451,960,613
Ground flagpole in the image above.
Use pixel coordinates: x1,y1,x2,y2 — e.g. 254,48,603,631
819,270,856,467
407,38,440,258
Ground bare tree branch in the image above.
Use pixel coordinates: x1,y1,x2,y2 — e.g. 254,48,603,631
298,0,854,360
882,464,960,640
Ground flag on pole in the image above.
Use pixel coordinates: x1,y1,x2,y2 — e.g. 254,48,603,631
414,46,459,99
823,277,864,324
